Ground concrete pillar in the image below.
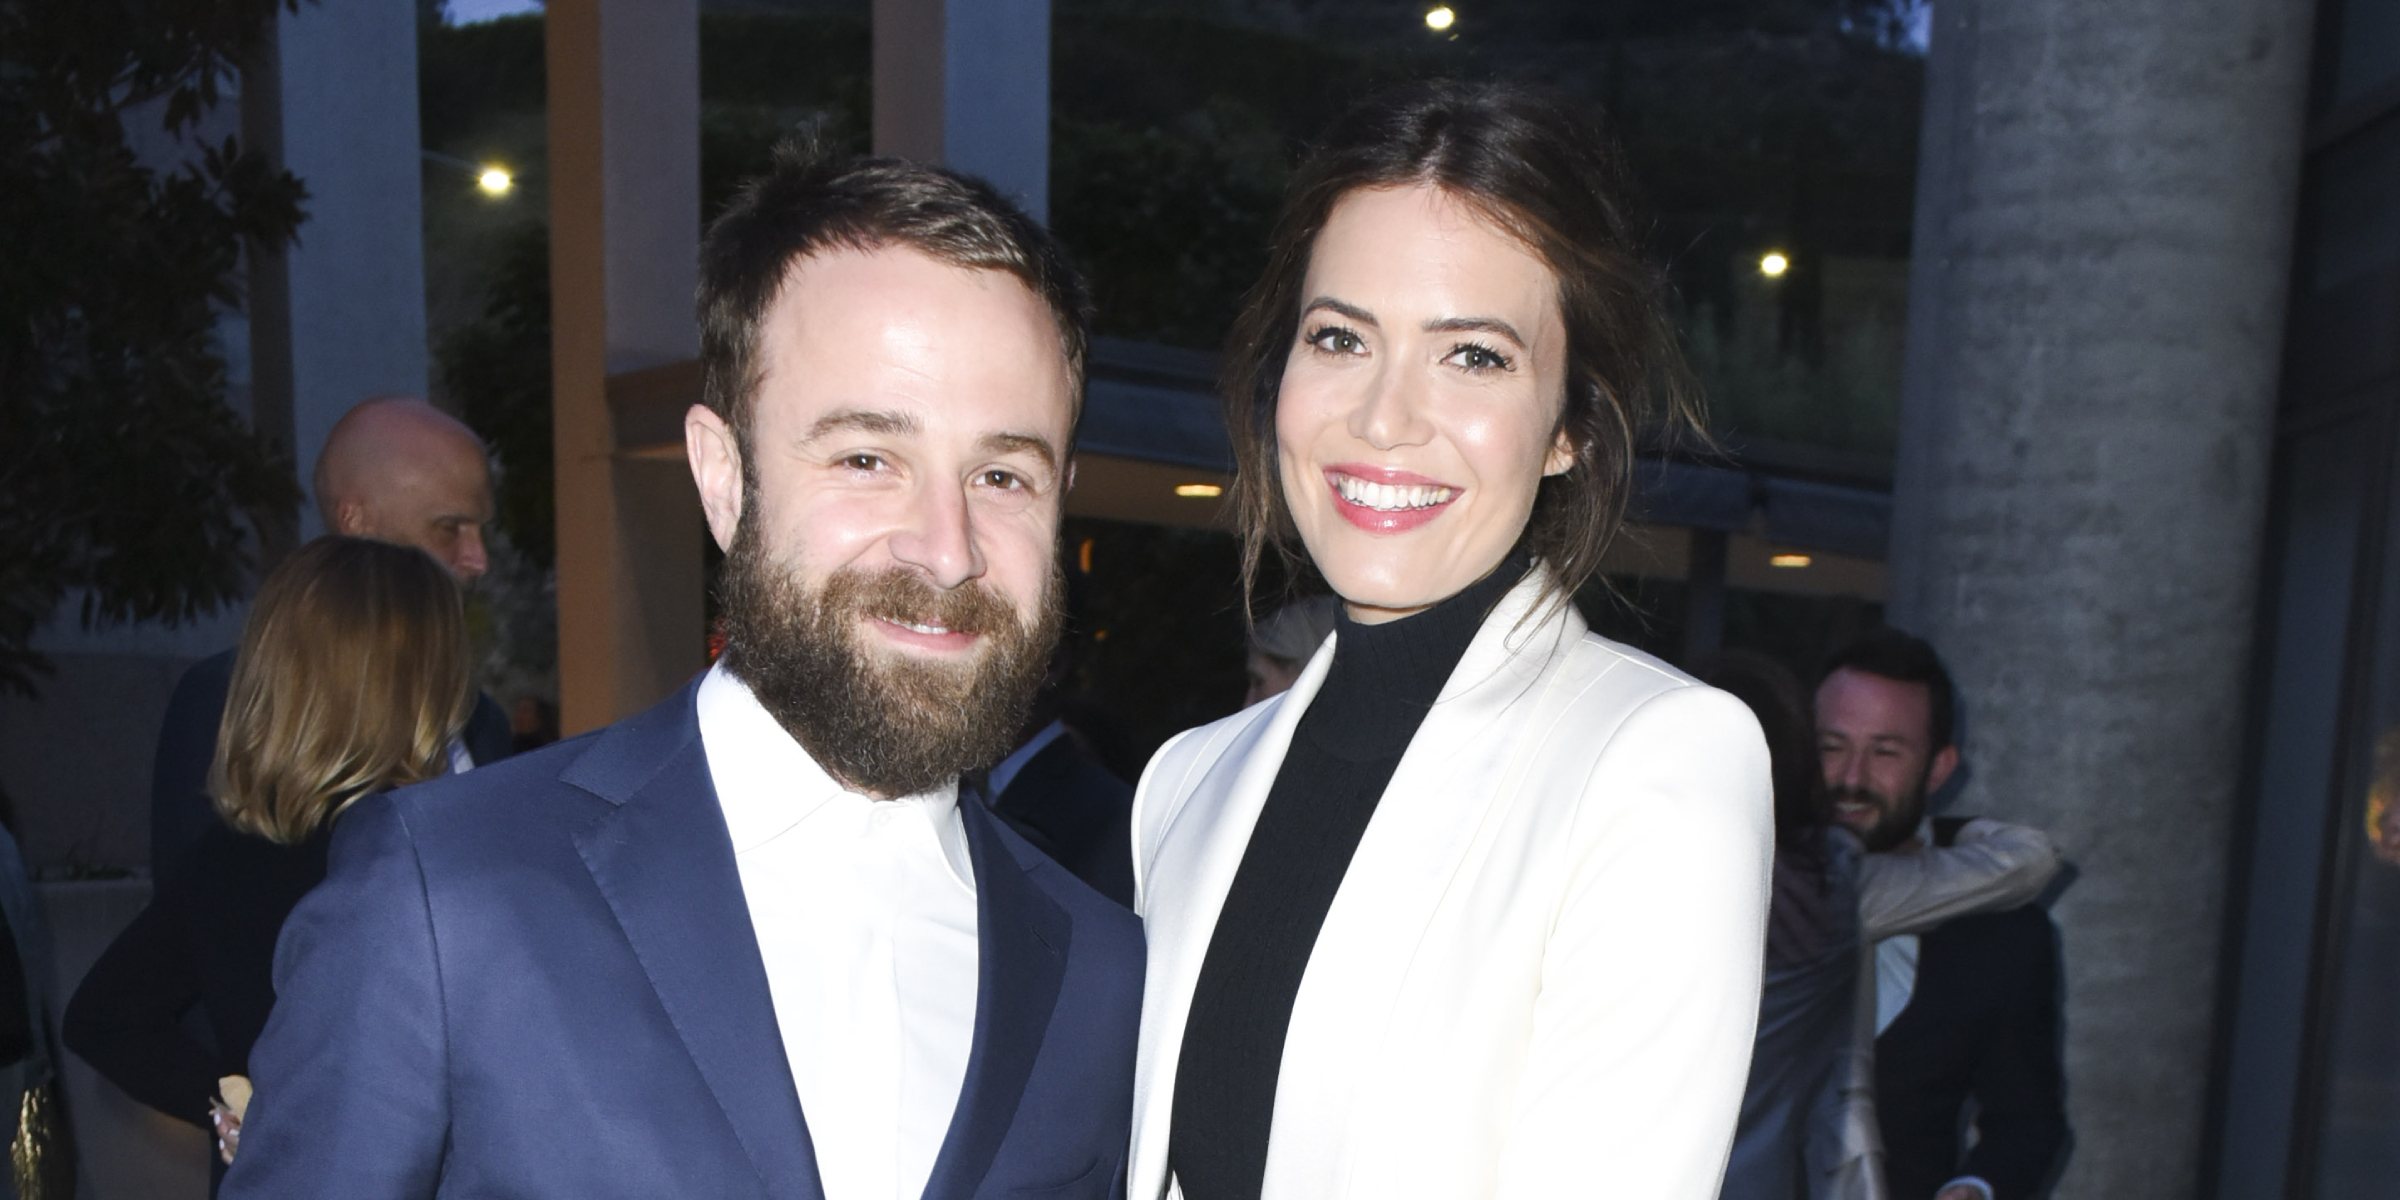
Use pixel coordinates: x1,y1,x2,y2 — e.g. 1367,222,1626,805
268,0,432,542
547,0,708,734
873,0,1051,220
1886,2,2315,1195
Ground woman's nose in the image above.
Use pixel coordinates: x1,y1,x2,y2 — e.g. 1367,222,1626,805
1347,362,1432,450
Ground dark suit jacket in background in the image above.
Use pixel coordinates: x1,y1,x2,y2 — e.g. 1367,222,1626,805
985,734,1135,908
150,648,514,872
63,823,331,1128
1875,820,2070,1200
220,679,1144,1200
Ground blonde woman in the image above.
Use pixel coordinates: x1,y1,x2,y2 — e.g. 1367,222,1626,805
64,536,471,1170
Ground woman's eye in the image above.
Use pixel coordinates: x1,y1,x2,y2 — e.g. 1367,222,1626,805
1305,325,1366,355
1445,342,1513,372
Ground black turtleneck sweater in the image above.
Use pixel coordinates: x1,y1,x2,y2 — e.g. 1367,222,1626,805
1168,554,1529,1200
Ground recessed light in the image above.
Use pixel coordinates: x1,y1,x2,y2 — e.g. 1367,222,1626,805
1175,483,1223,498
1759,251,1790,277
1770,553,1812,568
1425,6,1456,31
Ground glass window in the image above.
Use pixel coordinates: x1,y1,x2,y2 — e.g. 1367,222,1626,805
2216,422,2369,1200
2309,111,2400,295
2307,415,2400,1197
2334,0,2400,108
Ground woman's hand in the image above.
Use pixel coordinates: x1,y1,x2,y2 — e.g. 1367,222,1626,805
213,1074,253,1164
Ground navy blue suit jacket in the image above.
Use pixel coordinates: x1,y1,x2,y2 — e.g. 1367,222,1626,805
221,680,1144,1200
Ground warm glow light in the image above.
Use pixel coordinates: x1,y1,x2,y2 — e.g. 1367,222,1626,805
1175,483,1224,498
1425,6,1456,31
477,167,514,195
1770,553,1813,568
1759,251,1790,277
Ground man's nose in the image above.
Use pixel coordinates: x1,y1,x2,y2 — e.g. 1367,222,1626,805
1826,748,1865,790
886,480,983,590
451,526,489,582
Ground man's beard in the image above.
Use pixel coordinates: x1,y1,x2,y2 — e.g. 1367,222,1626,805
715,520,1063,799
1829,775,1929,854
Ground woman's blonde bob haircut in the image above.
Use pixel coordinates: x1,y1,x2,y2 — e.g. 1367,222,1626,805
211,536,473,844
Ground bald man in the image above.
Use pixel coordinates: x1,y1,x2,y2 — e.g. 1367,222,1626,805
312,397,496,581
148,398,515,874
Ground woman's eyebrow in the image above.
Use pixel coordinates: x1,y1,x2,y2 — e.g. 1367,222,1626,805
1424,316,1525,348
1301,296,1378,326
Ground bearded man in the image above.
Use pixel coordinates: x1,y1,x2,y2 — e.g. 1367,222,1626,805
223,147,1142,1200
1815,630,2070,1200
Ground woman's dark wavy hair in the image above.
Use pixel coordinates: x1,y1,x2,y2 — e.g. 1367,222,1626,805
1222,79,1703,615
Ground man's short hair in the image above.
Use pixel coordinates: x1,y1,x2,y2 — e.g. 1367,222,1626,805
695,137,1093,452
1822,627,1957,751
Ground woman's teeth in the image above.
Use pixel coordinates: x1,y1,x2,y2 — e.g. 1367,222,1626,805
1333,475,1455,512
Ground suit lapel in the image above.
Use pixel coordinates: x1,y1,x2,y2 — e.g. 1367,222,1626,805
566,685,827,1200
920,798,1071,1200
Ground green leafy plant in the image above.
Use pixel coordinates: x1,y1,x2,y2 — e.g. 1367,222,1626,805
0,0,310,694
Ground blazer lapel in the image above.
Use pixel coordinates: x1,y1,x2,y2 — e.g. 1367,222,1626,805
566,684,827,1200
920,797,1072,1200
1264,575,1576,1197
1128,642,1337,1196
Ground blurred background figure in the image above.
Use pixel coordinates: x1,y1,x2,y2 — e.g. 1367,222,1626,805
148,397,511,875
1241,595,1340,707
1818,631,2068,1200
2371,730,2400,870
0,816,62,1200
64,537,474,1191
1704,650,1861,1200
983,632,1137,908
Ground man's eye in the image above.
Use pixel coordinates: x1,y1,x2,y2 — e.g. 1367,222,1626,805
840,454,883,471
980,468,1025,490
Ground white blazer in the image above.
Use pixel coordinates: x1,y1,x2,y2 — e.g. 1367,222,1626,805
1129,570,1775,1200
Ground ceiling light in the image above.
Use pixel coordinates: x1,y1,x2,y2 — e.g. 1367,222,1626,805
1770,553,1812,568
1425,7,1456,31
1175,483,1223,498
1759,251,1789,277
477,166,514,195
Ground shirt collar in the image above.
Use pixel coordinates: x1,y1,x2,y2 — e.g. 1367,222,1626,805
695,661,962,856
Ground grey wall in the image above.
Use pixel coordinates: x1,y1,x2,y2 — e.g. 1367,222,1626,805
874,0,1052,221
1888,1,2317,1195
277,0,430,538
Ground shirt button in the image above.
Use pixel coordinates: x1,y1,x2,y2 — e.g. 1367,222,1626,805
870,806,896,830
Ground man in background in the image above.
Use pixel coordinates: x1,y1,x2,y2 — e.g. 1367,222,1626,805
1817,629,2071,1200
148,397,511,872
981,637,1135,906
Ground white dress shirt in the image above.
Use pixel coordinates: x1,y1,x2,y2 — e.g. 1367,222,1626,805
696,663,980,1200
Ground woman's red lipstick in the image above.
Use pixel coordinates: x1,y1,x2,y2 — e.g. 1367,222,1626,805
1323,465,1459,534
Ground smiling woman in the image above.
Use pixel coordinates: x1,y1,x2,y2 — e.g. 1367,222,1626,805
1128,80,1773,1200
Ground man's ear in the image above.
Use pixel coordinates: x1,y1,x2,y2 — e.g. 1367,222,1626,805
1925,743,1961,797
685,404,744,552
332,500,372,537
